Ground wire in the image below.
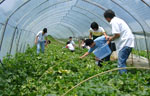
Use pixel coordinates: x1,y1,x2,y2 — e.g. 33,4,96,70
0,0,5,4
62,67,150,96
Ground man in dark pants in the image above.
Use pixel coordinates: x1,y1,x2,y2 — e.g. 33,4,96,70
80,36,111,67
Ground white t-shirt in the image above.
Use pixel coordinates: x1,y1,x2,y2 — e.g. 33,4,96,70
70,40,75,45
89,26,105,36
110,17,135,52
81,43,85,47
67,43,75,51
36,31,47,42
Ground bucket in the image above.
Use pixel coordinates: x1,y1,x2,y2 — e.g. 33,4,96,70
93,43,111,60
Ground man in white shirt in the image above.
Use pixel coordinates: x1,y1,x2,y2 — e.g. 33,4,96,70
104,9,135,74
35,28,48,54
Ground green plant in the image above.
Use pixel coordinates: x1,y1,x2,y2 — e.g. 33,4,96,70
0,37,150,96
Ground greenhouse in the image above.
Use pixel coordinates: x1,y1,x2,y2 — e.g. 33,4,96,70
0,0,150,95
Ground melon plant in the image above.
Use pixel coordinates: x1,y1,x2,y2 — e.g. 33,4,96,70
0,36,150,96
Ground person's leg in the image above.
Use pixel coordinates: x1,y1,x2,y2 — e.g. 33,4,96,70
103,54,111,61
102,45,112,62
41,41,45,53
98,60,103,67
95,57,102,67
37,42,41,54
118,46,132,74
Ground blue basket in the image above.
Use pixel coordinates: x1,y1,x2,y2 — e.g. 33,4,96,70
93,43,111,60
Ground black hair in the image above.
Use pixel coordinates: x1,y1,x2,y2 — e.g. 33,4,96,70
66,41,70,45
69,36,72,39
81,38,85,41
47,40,51,44
43,28,47,33
85,39,94,46
91,22,98,30
104,9,115,19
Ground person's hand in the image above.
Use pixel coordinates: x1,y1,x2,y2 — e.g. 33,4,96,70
108,36,113,41
105,35,109,40
80,56,83,59
45,43,48,47
107,36,112,44
35,41,37,45
95,57,100,61
107,40,110,44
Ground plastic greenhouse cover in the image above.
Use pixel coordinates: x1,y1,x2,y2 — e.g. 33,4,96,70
80,0,143,33
112,0,150,33
22,2,73,30
0,0,150,33
0,25,15,58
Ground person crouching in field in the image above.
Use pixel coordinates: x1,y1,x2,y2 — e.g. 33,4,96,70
80,36,111,67
66,41,75,52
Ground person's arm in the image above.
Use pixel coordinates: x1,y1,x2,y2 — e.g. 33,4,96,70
66,45,68,48
46,36,48,41
109,34,120,40
35,32,40,44
78,40,81,48
103,32,109,40
45,36,48,47
80,46,95,59
109,20,120,41
71,41,75,48
89,32,92,39
35,36,38,44
89,29,92,39
80,52,90,59
101,27,109,40
107,34,120,44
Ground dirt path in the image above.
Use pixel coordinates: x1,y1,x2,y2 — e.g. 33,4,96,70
110,51,149,67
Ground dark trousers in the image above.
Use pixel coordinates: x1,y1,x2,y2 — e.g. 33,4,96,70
98,53,111,67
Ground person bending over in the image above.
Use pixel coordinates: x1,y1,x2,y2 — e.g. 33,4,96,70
80,36,111,67
35,28,48,54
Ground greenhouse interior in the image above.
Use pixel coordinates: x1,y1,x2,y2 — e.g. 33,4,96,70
0,0,150,95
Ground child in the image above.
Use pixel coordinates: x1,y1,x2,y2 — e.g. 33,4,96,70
66,41,75,52
68,37,75,47
45,40,51,47
80,39,86,48
89,22,108,40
